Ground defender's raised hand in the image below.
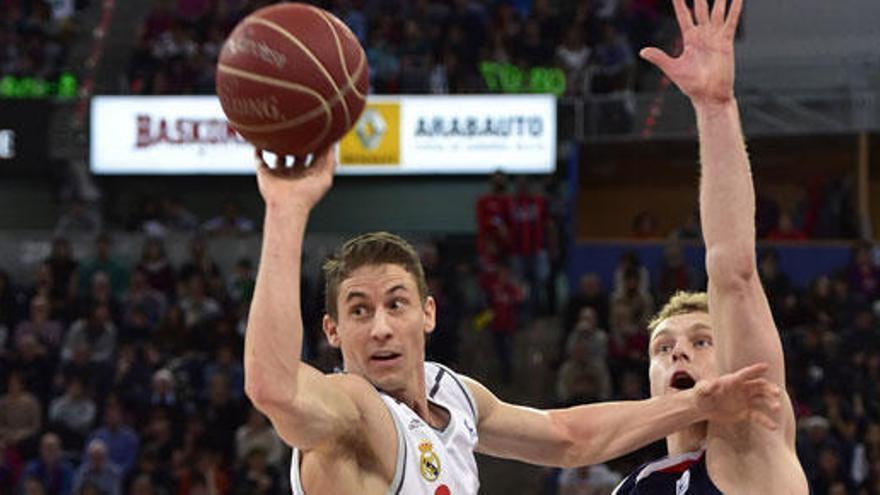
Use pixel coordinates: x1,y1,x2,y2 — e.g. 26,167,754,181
640,0,743,109
254,146,337,211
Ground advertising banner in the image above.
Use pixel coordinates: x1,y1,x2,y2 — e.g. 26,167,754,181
90,95,556,175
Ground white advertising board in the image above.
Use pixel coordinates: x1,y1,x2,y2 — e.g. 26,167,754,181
90,95,556,175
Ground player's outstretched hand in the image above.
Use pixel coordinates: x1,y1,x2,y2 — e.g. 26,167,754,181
254,146,336,211
639,0,743,109
693,363,782,430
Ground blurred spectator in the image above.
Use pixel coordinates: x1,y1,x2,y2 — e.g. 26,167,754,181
45,238,78,321
228,258,255,305
178,236,221,283
160,197,199,234
484,264,525,383
476,171,514,271
148,370,183,425
84,401,139,476
234,406,284,470
204,344,244,402
232,446,279,495
612,251,650,300
77,234,129,298
0,372,42,451
611,267,654,326
14,296,63,357
54,201,102,239
136,238,176,297
607,301,648,383
122,269,168,331
511,176,551,316
591,23,635,93
110,344,152,414
72,440,122,495
48,376,96,450
21,433,74,495
202,372,243,458
61,303,117,366
759,249,795,314
556,24,592,96
656,242,697,303
7,333,55,404
556,308,612,405
176,448,230,495
201,202,255,237
847,241,880,304
177,275,221,332
77,272,122,326
563,273,610,339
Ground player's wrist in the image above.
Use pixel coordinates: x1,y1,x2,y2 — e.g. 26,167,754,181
265,200,312,219
693,98,738,120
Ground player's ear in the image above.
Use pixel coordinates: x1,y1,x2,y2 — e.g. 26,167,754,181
423,296,436,335
323,314,341,348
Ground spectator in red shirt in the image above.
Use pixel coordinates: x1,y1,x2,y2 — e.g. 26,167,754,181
484,264,525,383
511,176,551,316
476,171,514,269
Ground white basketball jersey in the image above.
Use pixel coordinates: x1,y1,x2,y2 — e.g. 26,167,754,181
290,361,481,495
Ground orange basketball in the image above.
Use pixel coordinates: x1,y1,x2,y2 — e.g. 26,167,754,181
215,3,369,156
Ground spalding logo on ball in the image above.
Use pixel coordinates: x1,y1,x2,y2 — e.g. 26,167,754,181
216,3,369,156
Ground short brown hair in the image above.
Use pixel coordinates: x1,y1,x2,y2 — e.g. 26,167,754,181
323,232,429,320
647,291,709,335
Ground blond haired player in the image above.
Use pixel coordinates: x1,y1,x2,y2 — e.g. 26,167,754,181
612,0,808,492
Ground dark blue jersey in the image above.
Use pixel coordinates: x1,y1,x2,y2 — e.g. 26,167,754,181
613,451,723,495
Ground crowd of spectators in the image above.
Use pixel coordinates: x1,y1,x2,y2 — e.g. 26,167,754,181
0,231,282,495
128,0,675,97
0,0,85,82
0,229,878,493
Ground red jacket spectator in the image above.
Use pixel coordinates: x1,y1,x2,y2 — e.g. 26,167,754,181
476,181,514,263
511,181,549,256
483,268,525,335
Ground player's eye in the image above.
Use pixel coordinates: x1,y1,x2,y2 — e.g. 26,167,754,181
655,343,673,354
350,305,369,318
389,298,407,311
694,338,712,348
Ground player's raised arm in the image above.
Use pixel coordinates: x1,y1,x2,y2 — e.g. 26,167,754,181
460,364,779,468
641,0,784,387
243,148,370,452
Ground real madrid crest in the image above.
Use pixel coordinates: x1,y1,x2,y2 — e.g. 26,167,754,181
418,441,441,482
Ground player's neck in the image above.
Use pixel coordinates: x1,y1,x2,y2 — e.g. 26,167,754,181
387,367,449,431
666,421,707,456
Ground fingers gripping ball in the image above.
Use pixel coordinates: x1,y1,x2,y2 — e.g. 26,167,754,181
216,3,369,156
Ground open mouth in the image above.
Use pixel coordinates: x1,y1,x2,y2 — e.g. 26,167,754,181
371,351,402,363
670,371,696,390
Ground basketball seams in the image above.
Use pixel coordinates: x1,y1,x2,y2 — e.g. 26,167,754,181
315,9,366,101
218,49,366,133
246,14,352,131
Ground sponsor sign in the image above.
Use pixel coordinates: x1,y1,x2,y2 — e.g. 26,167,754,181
90,95,555,175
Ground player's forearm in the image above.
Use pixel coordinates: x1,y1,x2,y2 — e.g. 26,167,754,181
244,204,309,407
550,391,704,467
696,100,758,283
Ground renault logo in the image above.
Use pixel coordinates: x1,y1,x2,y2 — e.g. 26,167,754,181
356,109,387,150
